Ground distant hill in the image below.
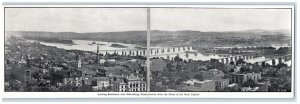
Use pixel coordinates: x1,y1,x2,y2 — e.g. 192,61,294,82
5,31,148,46
150,29,291,38
5,29,291,47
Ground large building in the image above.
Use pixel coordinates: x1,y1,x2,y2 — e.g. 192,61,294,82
62,70,83,86
230,72,262,85
215,79,230,91
111,74,147,92
126,74,147,92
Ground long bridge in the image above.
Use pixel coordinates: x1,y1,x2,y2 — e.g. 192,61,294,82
97,46,292,66
98,46,194,57
255,55,292,66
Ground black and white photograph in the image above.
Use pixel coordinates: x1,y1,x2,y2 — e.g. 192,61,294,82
149,8,292,92
4,8,148,92
1,4,295,98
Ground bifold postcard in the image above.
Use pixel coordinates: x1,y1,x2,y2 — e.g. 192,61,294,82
1,4,295,98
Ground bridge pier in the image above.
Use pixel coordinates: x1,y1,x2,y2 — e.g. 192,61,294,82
230,57,233,63
234,57,238,62
225,58,229,64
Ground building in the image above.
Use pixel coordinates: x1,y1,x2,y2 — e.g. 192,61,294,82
62,70,83,86
230,72,262,85
215,79,230,91
92,77,110,90
182,79,216,91
111,77,128,92
126,74,147,92
82,74,93,85
202,69,225,78
104,66,126,77
111,74,147,92
245,72,262,83
63,77,83,86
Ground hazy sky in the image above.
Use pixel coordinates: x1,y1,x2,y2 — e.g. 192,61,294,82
151,8,292,32
5,8,147,33
5,8,291,32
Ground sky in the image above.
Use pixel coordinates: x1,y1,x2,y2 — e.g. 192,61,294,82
5,8,147,33
151,8,292,32
5,8,292,32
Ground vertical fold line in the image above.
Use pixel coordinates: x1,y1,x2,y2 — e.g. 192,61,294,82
146,7,151,92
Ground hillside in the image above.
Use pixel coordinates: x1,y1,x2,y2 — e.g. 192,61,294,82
5,29,291,48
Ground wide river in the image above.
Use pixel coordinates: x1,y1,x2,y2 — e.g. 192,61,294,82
38,40,139,52
37,40,225,61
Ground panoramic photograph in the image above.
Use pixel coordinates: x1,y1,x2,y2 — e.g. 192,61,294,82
4,8,148,92
4,7,292,92
149,8,292,92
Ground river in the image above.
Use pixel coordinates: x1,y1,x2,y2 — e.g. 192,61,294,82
36,39,225,61
37,40,140,52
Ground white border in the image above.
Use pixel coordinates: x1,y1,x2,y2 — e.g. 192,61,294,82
0,4,295,98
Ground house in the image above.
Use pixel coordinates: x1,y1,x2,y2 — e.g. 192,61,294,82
42,69,49,74
63,77,82,86
92,77,110,90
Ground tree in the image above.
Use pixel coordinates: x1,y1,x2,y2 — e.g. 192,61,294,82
61,85,72,92
277,63,287,69
174,55,182,62
243,79,256,88
79,85,92,92
193,74,204,81
229,61,235,66
236,58,245,65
